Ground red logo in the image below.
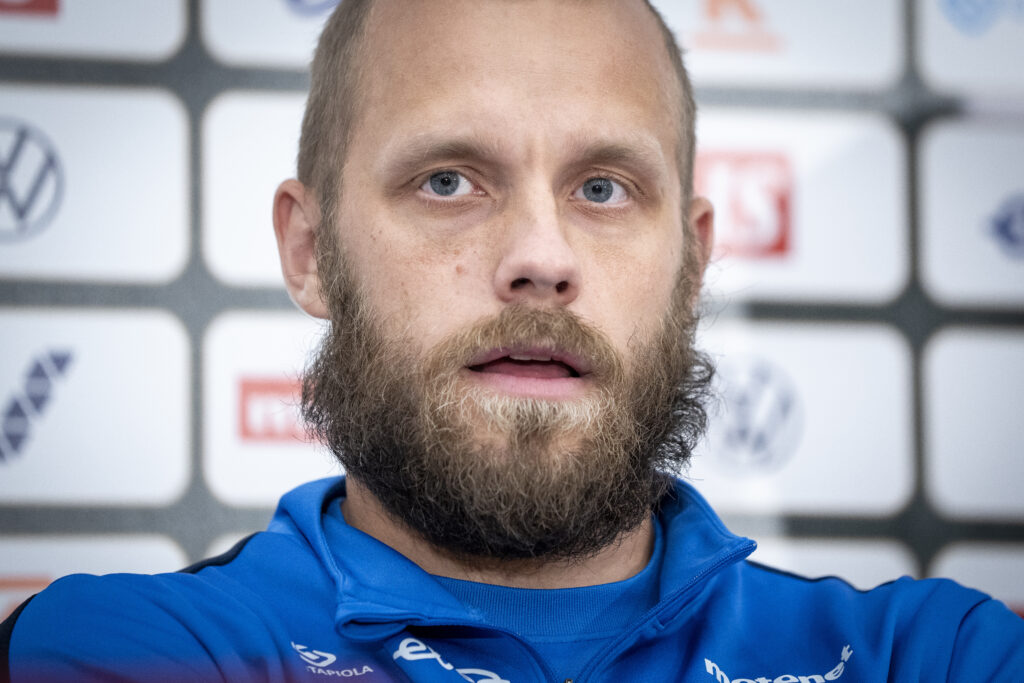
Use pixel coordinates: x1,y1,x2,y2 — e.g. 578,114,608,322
695,151,793,259
238,378,307,442
1,576,52,619
0,0,59,15
692,0,781,52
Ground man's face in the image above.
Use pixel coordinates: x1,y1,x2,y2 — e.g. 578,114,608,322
336,0,689,376
300,0,711,561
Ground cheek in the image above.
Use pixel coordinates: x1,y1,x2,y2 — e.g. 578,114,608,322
375,248,491,348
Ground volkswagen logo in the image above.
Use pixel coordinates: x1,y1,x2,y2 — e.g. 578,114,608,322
706,355,804,475
0,117,64,242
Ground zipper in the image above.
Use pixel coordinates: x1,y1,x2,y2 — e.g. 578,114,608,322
369,540,754,682
573,539,756,682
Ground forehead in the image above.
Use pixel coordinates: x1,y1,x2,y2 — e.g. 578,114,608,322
350,0,681,166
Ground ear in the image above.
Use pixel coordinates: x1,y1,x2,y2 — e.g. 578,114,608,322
688,195,715,275
273,179,329,319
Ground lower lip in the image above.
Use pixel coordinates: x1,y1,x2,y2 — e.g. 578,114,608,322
462,368,590,400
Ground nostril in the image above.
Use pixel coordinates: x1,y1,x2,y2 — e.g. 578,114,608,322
511,277,530,290
555,281,569,294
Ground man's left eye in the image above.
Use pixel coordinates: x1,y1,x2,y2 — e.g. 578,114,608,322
574,177,627,204
421,171,475,198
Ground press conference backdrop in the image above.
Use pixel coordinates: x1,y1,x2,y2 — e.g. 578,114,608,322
1,0,1023,620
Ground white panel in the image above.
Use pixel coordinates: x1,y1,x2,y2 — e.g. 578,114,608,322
920,121,1024,307
0,310,190,504
751,538,917,590
931,544,1024,617
688,321,913,515
202,0,339,68
0,85,189,283
924,329,1024,518
0,0,186,61
696,109,908,303
0,535,186,620
653,0,903,89
202,91,304,287
917,0,1024,96
203,311,338,506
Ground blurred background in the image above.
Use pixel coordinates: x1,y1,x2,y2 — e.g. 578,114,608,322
1,0,1022,619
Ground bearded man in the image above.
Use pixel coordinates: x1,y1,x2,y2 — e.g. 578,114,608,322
4,1,1023,681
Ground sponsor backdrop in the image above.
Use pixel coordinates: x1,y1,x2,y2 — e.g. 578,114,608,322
0,0,1022,619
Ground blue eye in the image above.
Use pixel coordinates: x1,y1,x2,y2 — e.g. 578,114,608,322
422,171,473,197
575,177,627,204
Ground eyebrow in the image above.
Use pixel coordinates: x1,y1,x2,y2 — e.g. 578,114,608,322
563,136,668,178
377,130,671,189
377,134,509,185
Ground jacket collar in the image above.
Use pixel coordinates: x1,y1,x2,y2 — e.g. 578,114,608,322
268,476,755,642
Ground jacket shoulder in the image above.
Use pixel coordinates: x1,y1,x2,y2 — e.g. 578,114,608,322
730,561,1024,680
4,529,334,682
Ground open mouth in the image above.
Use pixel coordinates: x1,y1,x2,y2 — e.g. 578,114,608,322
467,348,588,380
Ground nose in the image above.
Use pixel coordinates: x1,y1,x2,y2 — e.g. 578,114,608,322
493,192,581,306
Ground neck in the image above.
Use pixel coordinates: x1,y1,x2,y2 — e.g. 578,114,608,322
341,477,655,589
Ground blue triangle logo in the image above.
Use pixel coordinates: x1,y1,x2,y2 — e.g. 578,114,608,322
4,431,27,453
50,351,73,376
4,400,27,421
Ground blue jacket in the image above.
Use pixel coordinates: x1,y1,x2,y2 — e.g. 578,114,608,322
4,477,1023,682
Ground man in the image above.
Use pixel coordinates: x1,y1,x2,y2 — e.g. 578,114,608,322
3,0,1023,681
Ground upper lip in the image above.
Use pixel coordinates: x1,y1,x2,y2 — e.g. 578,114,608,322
467,346,592,377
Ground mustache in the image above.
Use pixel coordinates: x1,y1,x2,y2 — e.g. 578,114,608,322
420,304,626,384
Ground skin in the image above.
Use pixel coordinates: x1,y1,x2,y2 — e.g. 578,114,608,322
274,0,714,588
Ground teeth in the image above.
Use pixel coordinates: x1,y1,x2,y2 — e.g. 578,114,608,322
508,354,551,362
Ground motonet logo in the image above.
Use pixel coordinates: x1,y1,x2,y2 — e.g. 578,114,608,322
0,0,59,15
705,644,853,683
237,377,306,442
695,151,793,259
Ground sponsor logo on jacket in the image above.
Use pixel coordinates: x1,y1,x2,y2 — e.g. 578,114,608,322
704,644,853,683
393,637,510,682
292,642,374,678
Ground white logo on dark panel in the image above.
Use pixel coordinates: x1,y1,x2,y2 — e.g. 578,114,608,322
704,644,853,682
291,642,337,667
290,641,376,677
0,118,64,241
706,356,803,474
393,638,510,683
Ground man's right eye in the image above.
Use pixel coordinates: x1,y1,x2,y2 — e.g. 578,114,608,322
421,171,475,198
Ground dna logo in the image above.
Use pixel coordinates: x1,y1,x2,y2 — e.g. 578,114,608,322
1,350,73,462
